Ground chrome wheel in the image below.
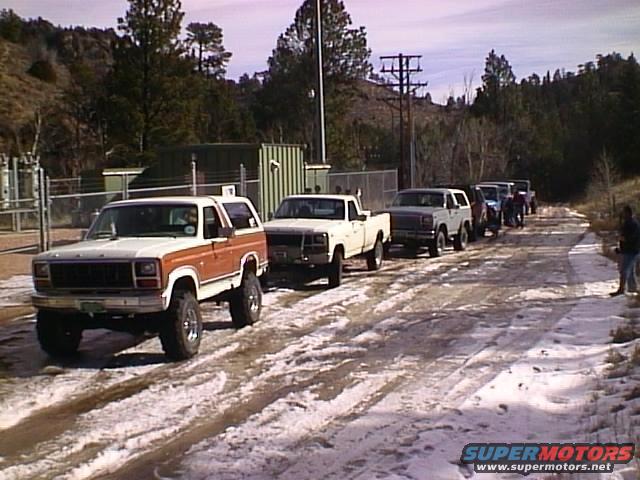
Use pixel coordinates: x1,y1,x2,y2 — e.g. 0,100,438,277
374,241,383,267
183,306,200,343
437,232,445,255
248,285,260,314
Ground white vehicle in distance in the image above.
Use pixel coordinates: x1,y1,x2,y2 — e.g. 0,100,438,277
383,188,473,257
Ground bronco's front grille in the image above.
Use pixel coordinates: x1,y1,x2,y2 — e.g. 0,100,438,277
390,214,421,230
50,262,134,289
266,233,303,247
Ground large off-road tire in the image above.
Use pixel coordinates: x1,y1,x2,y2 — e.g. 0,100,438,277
366,238,384,271
36,310,82,357
453,225,468,251
428,229,446,258
159,291,202,361
469,222,478,242
382,241,392,259
328,249,343,288
230,271,262,328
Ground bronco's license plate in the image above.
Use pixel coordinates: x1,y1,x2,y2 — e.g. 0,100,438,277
79,301,105,314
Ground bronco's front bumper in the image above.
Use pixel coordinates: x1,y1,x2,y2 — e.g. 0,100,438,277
391,228,436,244
32,291,167,314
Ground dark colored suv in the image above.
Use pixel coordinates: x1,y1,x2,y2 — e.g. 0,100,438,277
435,184,488,240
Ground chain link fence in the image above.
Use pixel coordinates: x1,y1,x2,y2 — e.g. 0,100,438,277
1,164,396,254
49,180,261,229
327,169,397,211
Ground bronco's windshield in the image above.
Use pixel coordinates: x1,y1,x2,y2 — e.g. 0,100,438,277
513,181,529,192
87,204,199,239
392,192,445,208
274,198,345,220
479,187,498,201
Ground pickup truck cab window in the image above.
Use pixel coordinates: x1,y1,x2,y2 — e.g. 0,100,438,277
87,204,199,239
348,202,359,221
454,193,469,207
446,195,456,209
223,202,258,230
274,198,345,220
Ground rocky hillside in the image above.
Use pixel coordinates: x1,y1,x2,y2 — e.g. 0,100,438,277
348,79,449,129
0,18,115,155
0,38,64,153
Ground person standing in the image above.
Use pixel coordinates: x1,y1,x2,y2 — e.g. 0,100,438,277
611,205,640,296
513,191,526,228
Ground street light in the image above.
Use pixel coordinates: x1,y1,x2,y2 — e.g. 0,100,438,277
314,0,326,165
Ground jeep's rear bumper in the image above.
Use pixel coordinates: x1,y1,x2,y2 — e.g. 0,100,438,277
32,292,167,314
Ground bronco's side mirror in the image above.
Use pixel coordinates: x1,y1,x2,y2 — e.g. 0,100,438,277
219,226,236,239
80,230,88,240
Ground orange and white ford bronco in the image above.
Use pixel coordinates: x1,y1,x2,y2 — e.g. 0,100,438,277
32,196,268,360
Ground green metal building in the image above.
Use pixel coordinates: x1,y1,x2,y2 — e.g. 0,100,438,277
133,143,306,220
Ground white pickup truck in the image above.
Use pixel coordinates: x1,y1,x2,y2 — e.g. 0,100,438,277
383,188,473,257
264,195,391,287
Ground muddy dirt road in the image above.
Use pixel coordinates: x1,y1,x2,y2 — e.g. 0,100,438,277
0,208,601,479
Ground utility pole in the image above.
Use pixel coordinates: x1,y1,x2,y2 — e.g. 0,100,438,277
380,54,427,189
314,0,327,164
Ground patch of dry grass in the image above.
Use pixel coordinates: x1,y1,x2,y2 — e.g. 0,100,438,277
611,324,640,344
576,177,640,232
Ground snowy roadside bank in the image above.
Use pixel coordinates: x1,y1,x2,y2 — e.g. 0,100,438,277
401,231,636,480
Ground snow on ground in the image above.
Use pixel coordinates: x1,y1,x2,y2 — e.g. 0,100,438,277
354,232,632,480
0,275,32,308
173,230,637,480
356,232,634,480
0,271,403,479
2,209,637,480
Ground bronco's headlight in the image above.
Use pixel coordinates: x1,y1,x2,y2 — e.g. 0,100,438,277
421,216,433,228
313,234,328,244
33,262,50,278
135,260,158,277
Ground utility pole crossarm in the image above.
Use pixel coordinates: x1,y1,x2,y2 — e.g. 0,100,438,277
379,54,427,190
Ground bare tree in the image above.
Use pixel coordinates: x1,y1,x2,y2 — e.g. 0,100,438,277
462,70,475,106
589,148,619,215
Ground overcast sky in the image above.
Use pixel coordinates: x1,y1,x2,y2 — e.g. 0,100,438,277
6,0,640,103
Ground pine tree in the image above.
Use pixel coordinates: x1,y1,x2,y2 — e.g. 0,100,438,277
186,22,231,78
105,0,198,162
256,0,372,166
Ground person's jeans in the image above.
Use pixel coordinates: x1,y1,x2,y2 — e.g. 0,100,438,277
622,253,639,292
515,205,525,227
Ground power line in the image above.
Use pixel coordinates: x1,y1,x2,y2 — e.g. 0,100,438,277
380,54,428,189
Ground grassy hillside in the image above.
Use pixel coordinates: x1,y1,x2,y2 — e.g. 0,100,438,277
0,38,68,153
347,79,450,128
